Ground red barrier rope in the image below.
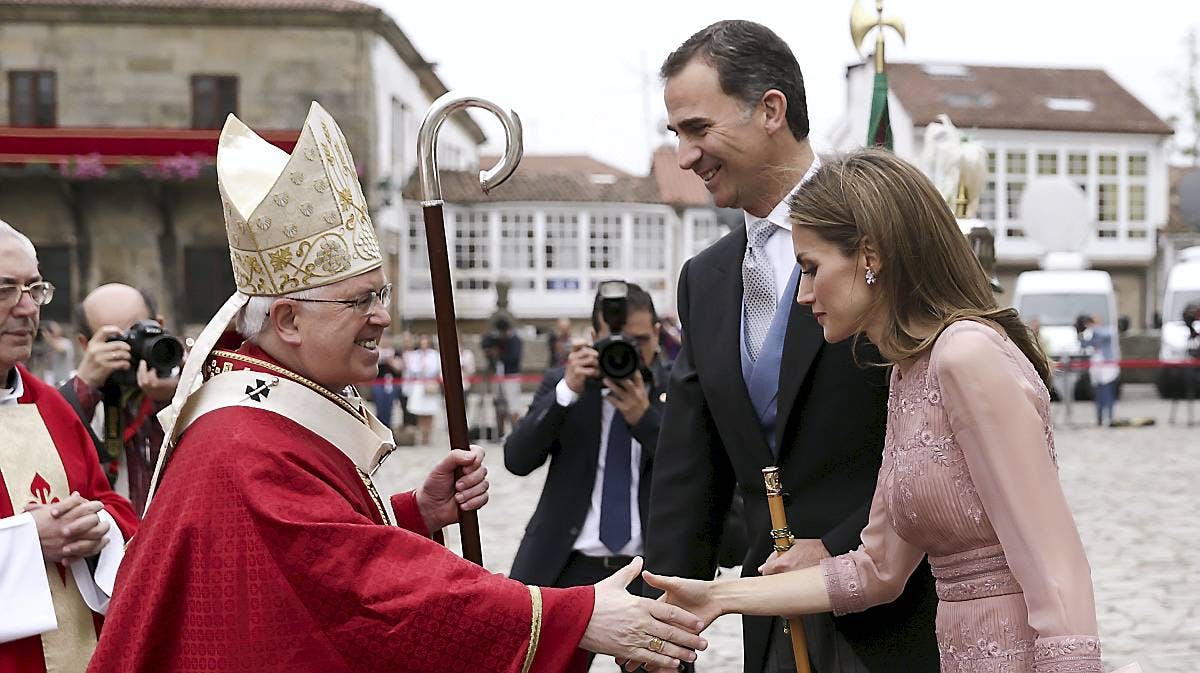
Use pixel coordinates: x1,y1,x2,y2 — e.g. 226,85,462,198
1055,358,1200,371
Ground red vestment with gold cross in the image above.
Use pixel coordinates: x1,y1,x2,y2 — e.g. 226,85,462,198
88,343,592,673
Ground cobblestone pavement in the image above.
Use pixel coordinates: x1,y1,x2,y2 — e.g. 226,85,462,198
373,384,1198,672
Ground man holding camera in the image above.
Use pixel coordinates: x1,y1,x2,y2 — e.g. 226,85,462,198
505,282,667,641
59,284,181,515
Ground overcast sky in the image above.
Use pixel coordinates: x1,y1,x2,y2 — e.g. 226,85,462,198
375,1,1199,174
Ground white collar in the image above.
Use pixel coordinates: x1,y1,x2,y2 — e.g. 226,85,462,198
743,154,822,232
0,367,24,406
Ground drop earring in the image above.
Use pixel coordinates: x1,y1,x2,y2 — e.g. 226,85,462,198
865,266,877,285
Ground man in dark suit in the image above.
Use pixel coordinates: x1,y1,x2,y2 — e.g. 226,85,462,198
505,283,667,613
645,20,939,673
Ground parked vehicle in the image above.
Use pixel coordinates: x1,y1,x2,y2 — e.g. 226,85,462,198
1157,246,1200,399
1013,264,1121,401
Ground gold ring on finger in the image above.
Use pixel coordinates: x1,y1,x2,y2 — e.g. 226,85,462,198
648,635,665,653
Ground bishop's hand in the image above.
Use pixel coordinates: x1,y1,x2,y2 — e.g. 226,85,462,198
415,444,489,533
581,557,708,670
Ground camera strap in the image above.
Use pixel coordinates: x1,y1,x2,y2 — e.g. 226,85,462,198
100,382,123,462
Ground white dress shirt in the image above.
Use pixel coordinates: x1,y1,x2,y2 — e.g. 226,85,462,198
741,155,823,303
0,367,126,644
554,378,643,557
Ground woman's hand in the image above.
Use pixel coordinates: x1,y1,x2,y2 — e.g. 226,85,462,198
641,570,725,631
581,558,709,670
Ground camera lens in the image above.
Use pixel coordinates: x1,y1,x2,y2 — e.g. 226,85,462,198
598,339,638,379
144,336,184,373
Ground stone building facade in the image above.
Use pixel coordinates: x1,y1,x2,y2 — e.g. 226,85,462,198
0,0,483,331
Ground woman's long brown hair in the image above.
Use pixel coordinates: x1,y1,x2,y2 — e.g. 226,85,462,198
788,148,1052,387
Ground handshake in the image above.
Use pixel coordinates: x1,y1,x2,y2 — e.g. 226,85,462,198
583,558,715,671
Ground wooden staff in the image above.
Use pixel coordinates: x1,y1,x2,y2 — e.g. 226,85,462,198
762,466,813,673
417,91,524,566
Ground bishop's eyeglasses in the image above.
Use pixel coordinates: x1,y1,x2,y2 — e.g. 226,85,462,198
289,283,392,315
0,281,55,309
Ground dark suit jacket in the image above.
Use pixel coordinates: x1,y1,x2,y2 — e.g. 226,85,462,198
645,227,939,673
505,365,667,586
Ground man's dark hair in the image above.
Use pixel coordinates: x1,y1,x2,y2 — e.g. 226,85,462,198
660,20,809,141
74,287,160,340
591,282,658,333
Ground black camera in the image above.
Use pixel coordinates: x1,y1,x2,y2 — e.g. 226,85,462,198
592,280,641,380
106,319,184,387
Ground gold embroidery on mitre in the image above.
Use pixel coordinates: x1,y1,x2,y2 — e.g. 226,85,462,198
216,102,381,298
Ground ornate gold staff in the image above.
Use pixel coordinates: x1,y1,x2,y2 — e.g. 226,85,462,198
417,92,523,565
762,466,813,673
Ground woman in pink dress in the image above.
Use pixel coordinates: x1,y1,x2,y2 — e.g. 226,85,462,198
643,149,1119,673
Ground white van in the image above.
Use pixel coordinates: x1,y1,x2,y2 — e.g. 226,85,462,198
1157,246,1200,398
1012,266,1120,400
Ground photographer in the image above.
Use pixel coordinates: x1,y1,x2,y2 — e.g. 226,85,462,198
481,317,524,437
60,284,182,515
1076,312,1119,426
503,281,668,668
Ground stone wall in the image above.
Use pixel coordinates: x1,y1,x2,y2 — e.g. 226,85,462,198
0,21,374,175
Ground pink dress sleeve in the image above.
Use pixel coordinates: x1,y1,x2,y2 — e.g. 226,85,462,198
935,324,1101,672
819,440,926,615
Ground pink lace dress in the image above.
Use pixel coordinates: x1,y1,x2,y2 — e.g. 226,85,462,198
819,321,1102,672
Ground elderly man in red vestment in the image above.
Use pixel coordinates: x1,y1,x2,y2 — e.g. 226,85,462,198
0,220,139,673
88,102,707,673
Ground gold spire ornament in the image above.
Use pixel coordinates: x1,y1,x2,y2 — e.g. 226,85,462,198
850,0,906,73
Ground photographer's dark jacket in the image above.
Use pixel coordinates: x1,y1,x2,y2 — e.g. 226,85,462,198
504,363,667,586
58,376,164,516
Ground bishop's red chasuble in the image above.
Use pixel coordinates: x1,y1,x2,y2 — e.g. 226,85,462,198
88,344,593,673
0,365,138,673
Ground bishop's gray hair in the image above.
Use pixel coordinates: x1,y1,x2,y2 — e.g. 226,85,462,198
235,287,320,342
0,219,39,261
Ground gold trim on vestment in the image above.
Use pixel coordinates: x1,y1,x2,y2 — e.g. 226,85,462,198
355,467,393,526
520,585,543,673
210,349,366,423
0,404,97,673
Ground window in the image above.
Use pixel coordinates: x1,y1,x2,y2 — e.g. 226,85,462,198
1067,152,1088,176
588,213,623,270
691,214,728,255
1044,97,1094,112
978,182,997,220
8,71,56,127
1036,151,1058,175
37,245,72,323
455,278,491,290
544,211,580,270
184,248,237,324
499,211,536,270
1127,153,1148,177
407,210,430,291
1006,181,1025,220
1097,183,1118,222
1128,184,1146,222
986,151,997,175
1004,151,1027,176
453,211,490,270
191,75,238,129
631,213,666,270
1005,180,1025,238
1097,153,1118,176
390,97,409,174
